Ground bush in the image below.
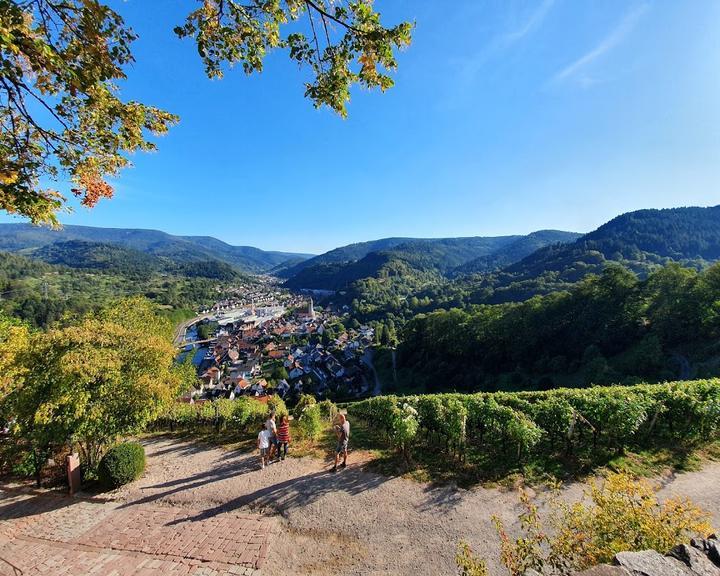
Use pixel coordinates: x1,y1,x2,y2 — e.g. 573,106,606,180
391,402,419,463
11,450,36,478
479,472,714,575
317,399,338,422
293,394,317,420
232,397,268,431
456,542,489,576
345,379,720,464
98,442,146,488
267,395,288,418
297,404,323,441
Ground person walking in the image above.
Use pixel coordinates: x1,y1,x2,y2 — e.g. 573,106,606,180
332,413,350,472
276,414,291,460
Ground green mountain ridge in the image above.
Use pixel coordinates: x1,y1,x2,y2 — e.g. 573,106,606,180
31,240,242,282
0,223,313,273
284,231,581,290
482,205,720,303
277,237,419,278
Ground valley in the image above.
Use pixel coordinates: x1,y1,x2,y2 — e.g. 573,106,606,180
4,205,720,397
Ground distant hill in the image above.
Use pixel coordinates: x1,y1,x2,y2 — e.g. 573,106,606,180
0,224,313,273
452,230,583,275
32,240,242,281
33,240,165,278
484,206,720,302
284,231,580,290
277,237,417,278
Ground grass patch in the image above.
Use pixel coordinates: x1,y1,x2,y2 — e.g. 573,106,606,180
606,440,720,477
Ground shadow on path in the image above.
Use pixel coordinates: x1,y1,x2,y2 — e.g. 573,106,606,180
166,465,388,525
120,455,259,509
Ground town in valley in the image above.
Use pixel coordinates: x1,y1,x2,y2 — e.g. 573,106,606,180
178,278,377,405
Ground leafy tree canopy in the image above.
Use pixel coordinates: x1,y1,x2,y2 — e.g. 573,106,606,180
2,297,189,469
0,0,412,224
0,310,29,400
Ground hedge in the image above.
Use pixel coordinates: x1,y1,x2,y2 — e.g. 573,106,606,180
153,396,287,433
346,379,720,463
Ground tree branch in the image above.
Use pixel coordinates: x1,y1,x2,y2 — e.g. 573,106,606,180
303,0,361,34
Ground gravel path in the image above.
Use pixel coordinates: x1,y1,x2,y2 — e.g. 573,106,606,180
119,437,720,576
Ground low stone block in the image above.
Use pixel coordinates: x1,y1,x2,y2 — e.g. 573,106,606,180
708,540,720,567
669,544,720,576
614,550,694,576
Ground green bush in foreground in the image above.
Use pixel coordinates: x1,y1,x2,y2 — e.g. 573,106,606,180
98,442,146,488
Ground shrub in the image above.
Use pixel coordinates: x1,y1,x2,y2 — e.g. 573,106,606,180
267,395,288,418
345,379,720,464
391,402,419,463
297,404,323,441
317,399,338,422
549,472,714,570
480,472,714,576
456,542,489,576
232,397,268,431
293,394,317,420
11,451,36,478
98,442,145,489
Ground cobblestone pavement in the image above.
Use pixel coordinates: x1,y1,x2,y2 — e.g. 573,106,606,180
0,488,272,576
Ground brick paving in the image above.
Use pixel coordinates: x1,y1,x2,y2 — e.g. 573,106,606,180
0,488,272,575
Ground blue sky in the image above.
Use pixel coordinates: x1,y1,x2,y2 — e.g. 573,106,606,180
4,0,719,254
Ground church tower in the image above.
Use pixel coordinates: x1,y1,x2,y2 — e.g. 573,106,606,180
308,297,315,320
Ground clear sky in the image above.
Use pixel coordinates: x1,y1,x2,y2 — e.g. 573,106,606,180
3,0,719,254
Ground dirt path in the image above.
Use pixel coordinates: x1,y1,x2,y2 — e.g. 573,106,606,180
362,348,383,396
115,437,720,576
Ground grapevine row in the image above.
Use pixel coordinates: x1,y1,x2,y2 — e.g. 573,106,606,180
346,379,720,462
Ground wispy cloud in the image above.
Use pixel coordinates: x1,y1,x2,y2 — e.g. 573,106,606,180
502,0,557,47
460,0,557,80
553,3,649,84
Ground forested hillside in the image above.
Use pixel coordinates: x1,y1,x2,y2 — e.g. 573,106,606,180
454,230,582,275
0,224,312,273
313,206,720,332
277,237,417,277
284,231,579,290
33,241,166,278
0,249,242,328
481,206,720,303
395,263,720,394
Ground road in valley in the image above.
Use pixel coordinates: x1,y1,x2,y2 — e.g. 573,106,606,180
362,348,383,396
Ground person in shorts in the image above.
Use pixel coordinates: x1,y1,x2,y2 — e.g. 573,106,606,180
265,411,279,461
332,413,350,472
257,425,270,469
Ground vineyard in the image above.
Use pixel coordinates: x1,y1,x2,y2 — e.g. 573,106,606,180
149,394,338,441
151,396,288,434
346,379,720,469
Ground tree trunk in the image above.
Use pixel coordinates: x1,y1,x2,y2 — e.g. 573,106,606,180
33,449,42,488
